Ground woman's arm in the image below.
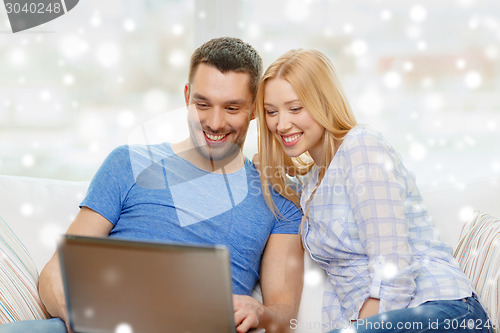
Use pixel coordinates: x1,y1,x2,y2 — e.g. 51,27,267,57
358,298,381,319
345,131,419,316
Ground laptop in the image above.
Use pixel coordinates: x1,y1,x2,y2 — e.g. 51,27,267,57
58,235,236,333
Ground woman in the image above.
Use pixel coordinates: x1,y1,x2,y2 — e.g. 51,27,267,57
256,49,492,332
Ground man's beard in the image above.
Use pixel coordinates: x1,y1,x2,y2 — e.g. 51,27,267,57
193,139,241,162
188,123,245,164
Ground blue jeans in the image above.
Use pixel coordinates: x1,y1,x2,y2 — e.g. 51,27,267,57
0,318,67,333
330,294,493,333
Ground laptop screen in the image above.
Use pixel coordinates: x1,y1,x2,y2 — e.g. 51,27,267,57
58,235,236,333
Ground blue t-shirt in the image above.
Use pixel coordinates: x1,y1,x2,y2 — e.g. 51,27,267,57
80,143,302,295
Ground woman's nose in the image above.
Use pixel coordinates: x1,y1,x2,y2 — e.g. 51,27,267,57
276,112,292,133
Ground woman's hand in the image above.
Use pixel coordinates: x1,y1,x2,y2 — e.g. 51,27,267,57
357,297,380,319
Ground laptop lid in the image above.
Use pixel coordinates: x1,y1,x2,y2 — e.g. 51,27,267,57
58,235,236,333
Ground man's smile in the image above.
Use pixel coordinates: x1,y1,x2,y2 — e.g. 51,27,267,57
204,131,230,143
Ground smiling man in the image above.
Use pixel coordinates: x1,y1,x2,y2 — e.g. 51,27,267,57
177,61,254,173
0,38,304,333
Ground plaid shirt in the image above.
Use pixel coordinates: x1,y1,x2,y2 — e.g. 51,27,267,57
300,125,473,329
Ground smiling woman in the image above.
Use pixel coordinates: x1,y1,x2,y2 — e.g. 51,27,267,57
255,48,493,333
263,78,325,163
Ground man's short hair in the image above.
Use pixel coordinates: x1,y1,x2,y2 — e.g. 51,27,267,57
188,37,263,100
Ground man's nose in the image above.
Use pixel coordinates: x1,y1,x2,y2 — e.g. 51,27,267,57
206,108,226,132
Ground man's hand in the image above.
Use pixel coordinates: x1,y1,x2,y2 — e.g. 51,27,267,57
38,260,73,332
38,207,113,330
64,317,75,333
233,294,265,332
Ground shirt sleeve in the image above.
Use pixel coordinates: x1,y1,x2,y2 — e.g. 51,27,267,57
270,191,303,235
80,145,135,225
344,131,420,313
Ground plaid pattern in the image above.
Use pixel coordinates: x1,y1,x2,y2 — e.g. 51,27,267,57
300,125,473,329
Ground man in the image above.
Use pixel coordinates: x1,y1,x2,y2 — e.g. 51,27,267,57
0,37,303,333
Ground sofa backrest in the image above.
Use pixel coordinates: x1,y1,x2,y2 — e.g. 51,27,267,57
421,178,500,247
1,174,500,272
0,175,88,272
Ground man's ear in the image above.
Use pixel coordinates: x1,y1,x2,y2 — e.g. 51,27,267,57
250,103,256,120
184,84,190,106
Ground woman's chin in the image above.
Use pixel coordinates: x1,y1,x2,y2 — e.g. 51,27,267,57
282,148,305,158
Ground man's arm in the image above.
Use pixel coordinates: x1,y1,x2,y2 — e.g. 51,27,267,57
233,234,304,333
38,207,113,326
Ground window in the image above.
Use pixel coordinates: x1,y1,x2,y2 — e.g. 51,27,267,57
1,0,499,189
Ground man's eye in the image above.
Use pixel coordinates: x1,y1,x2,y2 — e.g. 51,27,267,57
227,106,239,112
196,103,209,109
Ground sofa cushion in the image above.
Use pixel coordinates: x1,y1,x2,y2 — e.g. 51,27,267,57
0,214,49,323
454,210,500,333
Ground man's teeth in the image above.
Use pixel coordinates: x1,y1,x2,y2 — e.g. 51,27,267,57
206,133,226,141
283,134,301,143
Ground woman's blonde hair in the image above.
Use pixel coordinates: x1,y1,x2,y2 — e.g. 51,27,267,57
256,49,357,214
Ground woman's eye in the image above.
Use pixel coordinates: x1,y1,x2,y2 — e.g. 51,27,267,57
265,109,277,115
290,107,303,112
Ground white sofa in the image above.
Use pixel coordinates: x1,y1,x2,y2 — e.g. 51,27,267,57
0,174,499,332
